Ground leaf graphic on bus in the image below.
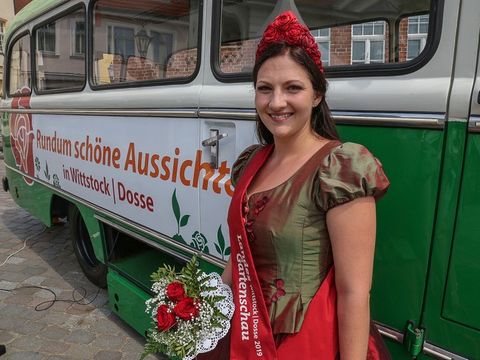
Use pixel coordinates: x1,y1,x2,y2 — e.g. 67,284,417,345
214,225,230,260
173,234,186,244
172,189,180,224
180,215,190,227
171,189,192,243
214,226,224,254
44,161,51,181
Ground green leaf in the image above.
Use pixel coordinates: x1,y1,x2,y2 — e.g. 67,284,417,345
172,234,186,244
172,189,180,224
217,225,225,251
209,295,226,303
224,247,231,256
215,243,221,254
217,312,229,320
180,214,190,227
44,161,51,180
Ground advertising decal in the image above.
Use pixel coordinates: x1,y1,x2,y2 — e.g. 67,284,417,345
10,111,233,259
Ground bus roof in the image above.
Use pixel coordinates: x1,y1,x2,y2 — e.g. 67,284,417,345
4,0,69,45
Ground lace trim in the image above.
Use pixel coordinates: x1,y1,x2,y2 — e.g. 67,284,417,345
194,273,235,359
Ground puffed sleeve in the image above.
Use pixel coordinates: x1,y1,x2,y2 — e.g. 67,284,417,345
314,142,390,212
230,144,263,187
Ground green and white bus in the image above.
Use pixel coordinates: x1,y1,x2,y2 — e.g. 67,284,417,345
2,0,480,358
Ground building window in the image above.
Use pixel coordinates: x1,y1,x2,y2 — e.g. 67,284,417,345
35,8,86,92
0,21,5,54
351,21,385,64
72,21,85,56
311,28,330,66
8,33,31,95
108,26,135,59
151,31,173,66
407,15,429,60
37,23,56,54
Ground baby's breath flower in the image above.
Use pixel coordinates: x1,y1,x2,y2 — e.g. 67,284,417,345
141,256,234,360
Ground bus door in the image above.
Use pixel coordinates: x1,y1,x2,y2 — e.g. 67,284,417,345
419,1,480,358
192,0,256,266
196,85,257,264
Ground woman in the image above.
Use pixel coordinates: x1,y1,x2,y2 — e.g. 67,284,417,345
220,11,390,360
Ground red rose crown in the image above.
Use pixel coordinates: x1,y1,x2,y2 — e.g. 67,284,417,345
256,11,324,73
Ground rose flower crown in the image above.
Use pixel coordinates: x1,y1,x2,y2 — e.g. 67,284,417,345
256,10,324,74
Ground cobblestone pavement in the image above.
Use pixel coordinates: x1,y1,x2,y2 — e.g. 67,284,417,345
0,164,160,360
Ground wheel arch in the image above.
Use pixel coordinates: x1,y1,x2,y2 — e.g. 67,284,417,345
68,201,108,287
67,200,107,264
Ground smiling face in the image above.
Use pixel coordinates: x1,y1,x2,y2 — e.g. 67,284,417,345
255,53,322,144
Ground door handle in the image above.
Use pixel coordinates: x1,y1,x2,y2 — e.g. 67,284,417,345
202,131,228,146
202,129,228,169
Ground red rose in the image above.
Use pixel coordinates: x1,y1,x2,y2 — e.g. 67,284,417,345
173,297,199,321
166,281,186,302
285,28,304,43
262,26,280,44
274,12,296,29
156,304,176,331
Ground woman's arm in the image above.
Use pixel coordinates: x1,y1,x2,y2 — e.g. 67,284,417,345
221,256,233,287
326,196,377,360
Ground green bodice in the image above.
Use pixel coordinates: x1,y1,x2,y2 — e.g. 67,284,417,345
232,142,389,335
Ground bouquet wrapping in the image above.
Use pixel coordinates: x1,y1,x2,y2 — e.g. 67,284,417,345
142,256,234,360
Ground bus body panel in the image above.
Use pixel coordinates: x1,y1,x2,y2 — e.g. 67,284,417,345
337,125,444,339
418,0,480,357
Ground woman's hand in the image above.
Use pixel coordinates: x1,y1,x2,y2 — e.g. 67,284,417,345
327,196,376,360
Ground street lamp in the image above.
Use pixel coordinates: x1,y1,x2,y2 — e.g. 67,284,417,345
135,27,151,58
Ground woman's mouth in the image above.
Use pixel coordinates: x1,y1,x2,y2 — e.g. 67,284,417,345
269,113,292,121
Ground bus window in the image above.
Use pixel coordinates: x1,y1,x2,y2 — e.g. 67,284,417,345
34,7,86,93
216,0,434,77
92,0,201,86
8,33,31,96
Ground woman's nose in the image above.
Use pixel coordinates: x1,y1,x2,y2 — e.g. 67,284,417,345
269,89,287,110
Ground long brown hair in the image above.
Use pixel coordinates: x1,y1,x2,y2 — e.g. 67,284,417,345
252,42,339,144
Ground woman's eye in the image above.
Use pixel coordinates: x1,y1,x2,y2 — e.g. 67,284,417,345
287,85,302,92
256,85,271,92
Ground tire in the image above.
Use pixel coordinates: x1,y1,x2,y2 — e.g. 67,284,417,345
69,205,107,288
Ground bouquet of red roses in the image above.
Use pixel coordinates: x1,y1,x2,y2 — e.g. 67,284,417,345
141,256,234,360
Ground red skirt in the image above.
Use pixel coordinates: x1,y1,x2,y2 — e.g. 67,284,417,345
198,268,391,360
277,268,391,360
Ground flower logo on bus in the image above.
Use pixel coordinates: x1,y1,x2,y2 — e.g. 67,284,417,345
9,87,35,185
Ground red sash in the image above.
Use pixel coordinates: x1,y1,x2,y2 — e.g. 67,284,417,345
227,144,390,360
228,145,277,360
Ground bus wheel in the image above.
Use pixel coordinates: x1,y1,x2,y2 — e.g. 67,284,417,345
69,205,107,288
